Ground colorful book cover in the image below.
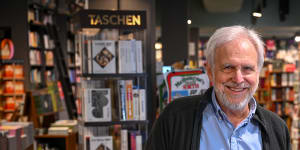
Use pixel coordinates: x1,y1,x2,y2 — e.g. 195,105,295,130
92,40,116,74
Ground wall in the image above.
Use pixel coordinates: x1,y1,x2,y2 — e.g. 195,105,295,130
189,0,300,37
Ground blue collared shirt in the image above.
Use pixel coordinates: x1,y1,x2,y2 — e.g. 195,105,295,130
199,89,262,150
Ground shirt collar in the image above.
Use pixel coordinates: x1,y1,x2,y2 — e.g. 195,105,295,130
211,88,257,121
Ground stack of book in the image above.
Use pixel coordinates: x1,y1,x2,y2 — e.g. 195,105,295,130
0,121,34,150
48,120,78,135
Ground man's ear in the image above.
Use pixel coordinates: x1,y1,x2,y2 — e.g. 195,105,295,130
205,64,213,82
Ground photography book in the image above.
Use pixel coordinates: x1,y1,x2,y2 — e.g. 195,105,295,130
84,88,112,122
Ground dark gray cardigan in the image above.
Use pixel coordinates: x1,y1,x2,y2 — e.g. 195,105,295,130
146,87,291,150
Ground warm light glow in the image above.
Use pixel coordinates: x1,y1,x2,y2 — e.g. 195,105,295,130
187,19,192,24
81,28,100,36
155,42,162,50
252,12,262,18
295,36,300,42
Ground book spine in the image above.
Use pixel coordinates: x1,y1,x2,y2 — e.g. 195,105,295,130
121,129,128,150
126,80,134,120
136,41,143,73
87,40,92,74
139,89,146,120
119,80,127,120
130,131,137,150
136,135,142,150
132,89,140,120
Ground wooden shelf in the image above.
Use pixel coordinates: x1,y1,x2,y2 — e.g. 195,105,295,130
0,59,24,64
272,100,294,103
1,77,24,81
29,46,43,50
270,85,293,88
270,71,294,74
35,132,77,150
35,133,75,138
1,93,25,97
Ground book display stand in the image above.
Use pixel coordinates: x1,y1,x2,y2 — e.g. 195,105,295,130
73,9,155,150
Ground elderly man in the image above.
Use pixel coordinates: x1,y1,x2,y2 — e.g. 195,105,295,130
146,25,291,150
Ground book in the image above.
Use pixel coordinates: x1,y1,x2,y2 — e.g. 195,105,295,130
118,40,136,73
118,80,127,121
135,40,143,73
121,129,128,150
91,40,116,74
84,88,112,122
136,135,142,150
32,93,54,115
125,80,134,120
139,89,146,120
132,89,140,120
89,136,113,150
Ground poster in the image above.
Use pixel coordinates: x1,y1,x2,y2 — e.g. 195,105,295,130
164,70,210,103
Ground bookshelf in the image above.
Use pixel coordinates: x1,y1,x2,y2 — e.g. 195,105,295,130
35,132,77,150
27,1,57,90
0,59,26,121
253,38,300,149
73,8,155,150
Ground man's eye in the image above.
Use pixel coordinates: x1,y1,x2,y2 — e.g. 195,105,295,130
222,66,234,72
243,66,255,73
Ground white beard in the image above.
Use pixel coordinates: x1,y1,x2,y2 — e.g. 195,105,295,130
213,75,258,111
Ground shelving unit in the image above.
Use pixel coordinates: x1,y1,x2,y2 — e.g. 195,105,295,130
35,132,77,150
0,59,26,121
73,8,155,149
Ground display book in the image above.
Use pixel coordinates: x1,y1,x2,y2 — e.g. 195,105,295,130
0,59,26,121
0,121,34,150
76,28,147,150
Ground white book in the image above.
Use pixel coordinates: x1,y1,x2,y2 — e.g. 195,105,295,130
87,40,92,73
135,40,143,73
118,40,136,73
136,135,142,150
139,89,146,120
87,136,113,150
43,34,49,49
282,73,287,86
132,89,140,120
84,88,112,122
92,40,116,74
121,129,128,150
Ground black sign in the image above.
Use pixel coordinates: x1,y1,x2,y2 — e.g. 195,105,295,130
74,10,147,30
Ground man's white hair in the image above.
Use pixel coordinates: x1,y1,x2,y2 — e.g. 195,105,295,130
204,25,265,70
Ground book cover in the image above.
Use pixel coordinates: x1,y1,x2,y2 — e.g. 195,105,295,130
135,40,143,73
33,93,54,115
118,40,136,73
92,40,116,74
139,89,146,120
84,88,112,122
89,136,113,150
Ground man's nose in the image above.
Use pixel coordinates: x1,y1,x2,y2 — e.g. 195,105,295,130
232,69,244,83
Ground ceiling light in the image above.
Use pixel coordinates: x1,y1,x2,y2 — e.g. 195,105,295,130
294,32,300,42
252,5,262,18
187,19,192,25
155,42,162,50
252,12,262,18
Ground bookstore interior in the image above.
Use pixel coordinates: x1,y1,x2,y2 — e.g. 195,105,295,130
1,0,300,150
